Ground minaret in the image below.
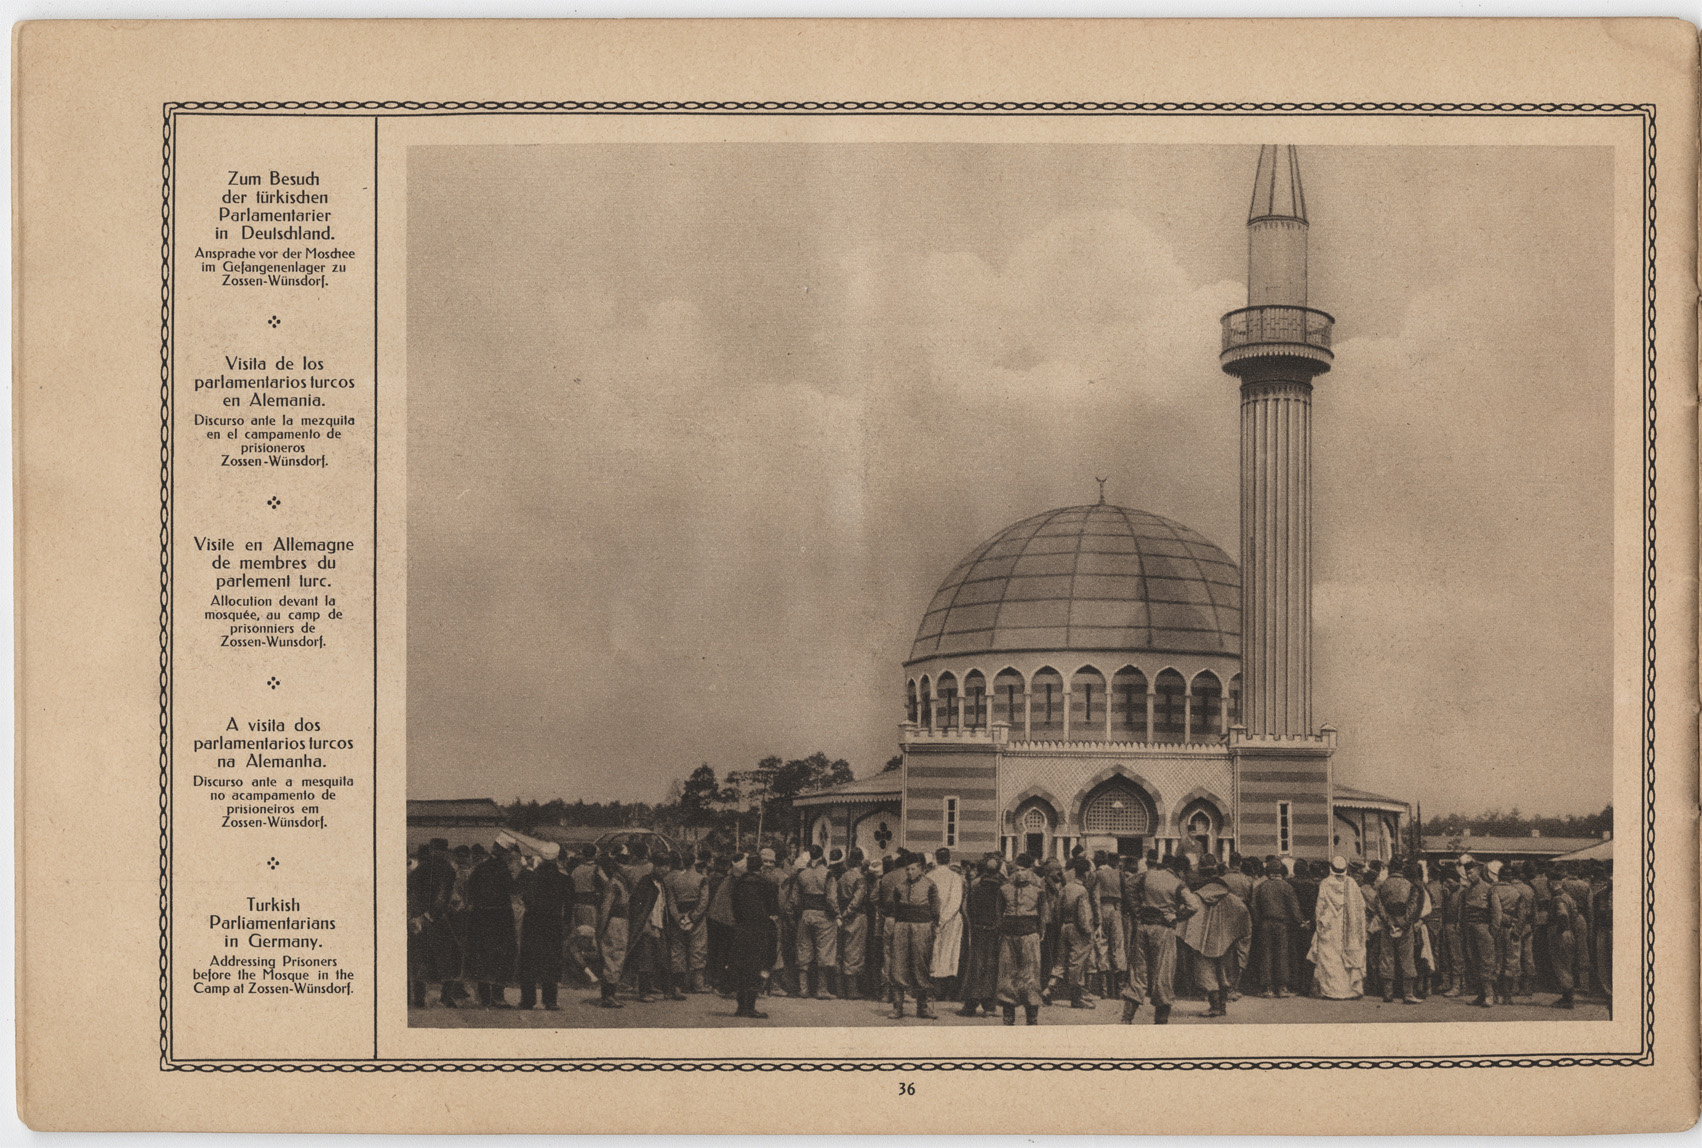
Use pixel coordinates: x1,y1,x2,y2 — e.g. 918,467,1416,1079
1222,145,1336,860
1221,144,1332,737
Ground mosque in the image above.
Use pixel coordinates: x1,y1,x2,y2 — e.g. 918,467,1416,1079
796,146,1409,867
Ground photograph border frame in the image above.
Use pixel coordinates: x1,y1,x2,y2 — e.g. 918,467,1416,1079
156,98,1660,1073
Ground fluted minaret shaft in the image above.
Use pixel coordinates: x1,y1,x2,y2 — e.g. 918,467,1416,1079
1239,372,1313,735
1221,145,1332,739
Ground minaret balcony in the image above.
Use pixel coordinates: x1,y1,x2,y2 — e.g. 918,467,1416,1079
1220,305,1334,374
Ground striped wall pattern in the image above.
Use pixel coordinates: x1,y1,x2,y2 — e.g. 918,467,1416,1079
1234,750,1331,858
902,747,1000,856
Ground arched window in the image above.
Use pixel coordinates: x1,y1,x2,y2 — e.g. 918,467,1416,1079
1016,802,1053,861
1069,666,1106,742
919,675,933,729
964,671,987,729
1180,799,1222,857
1081,780,1155,836
1112,666,1148,739
992,668,1023,732
1030,667,1064,736
906,680,918,724
1154,669,1187,742
1190,671,1223,739
936,672,959,730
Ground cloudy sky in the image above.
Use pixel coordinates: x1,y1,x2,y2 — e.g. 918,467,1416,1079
406,142,1613,817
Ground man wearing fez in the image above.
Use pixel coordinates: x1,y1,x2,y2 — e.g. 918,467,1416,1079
1120,853,1199,1025
875,852,907,1005
627,851,679,1003
1057,858,1097,1010
465,843,518,1008
836,849,872,1001
1457,858,1501,1007
1177,856,1251,1018
728,852,781,1019
995,853,1047,1026
1251,855,1303,998
566,843,604,934
663,849,710,994
594,852,631,1009
1544,863,1583,1010
1371,859,1423,1004
793,845,841,1000
888,852,942,1019
1488,859,1526,1006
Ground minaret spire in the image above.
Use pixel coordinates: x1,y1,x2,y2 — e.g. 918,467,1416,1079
1221,144,1338,861
1221,145,1333,739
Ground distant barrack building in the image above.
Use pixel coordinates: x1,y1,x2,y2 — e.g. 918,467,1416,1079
798,146,1410,866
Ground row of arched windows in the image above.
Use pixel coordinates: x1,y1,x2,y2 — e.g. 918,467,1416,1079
907,665,1241,744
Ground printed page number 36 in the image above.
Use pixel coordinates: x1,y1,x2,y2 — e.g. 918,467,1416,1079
898,1082,915,1096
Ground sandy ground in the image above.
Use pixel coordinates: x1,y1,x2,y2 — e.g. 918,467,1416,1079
411,983,1609,1029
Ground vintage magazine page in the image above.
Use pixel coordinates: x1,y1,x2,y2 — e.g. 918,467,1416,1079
13,18,1699,1133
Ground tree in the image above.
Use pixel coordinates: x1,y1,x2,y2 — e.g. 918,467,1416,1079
679,763,722,828
881,754,903,774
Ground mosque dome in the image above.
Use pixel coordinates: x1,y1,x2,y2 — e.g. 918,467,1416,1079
908,503,1240,664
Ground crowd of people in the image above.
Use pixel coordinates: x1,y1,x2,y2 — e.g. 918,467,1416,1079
407,836,1614,1024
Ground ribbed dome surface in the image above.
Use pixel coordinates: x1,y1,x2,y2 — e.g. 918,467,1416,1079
908,504,1240,663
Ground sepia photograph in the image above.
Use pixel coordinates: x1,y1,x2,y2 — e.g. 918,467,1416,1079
403,139,1616,1030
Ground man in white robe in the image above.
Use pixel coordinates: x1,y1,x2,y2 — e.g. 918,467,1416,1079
928,849,966,991
1307,856,1368,1000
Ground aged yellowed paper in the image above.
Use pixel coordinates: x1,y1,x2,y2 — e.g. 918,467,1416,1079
13,18,1699,1133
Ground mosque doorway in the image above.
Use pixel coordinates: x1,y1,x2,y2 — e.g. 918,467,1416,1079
1015,802,1054,861
1116,835,1144,856
1080,777,1156,855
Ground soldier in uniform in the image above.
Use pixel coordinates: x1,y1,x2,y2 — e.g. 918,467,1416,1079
758,847,795,997
1091,853,1126,1000
1440,862,1468,997
1460,859,1505,1007
1509,862,1538,998
1251,856,1303,997
664,849,710,993
793,845,841,1000
1558,863,1595,995
1545,863,1582,1009
705,853,736,995
595,853,631,1008
1120,853,1201,1025
1038,858,1066,1004
837,849,871,1000
888,853,941,1019
567,844,605,934
1177,856,1251,1018
875,853,906,1005
1488,859,1526,1005
1528,861,1553,994
627,851,676,1002
995,853,1046,1025
1373,860,1423,1003
1057,859,1097,1010
1589,862,1613,1004
1422,861,1450,998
